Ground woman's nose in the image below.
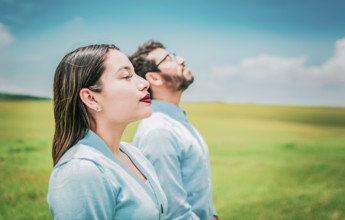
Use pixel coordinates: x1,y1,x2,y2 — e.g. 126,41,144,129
138,77,150,91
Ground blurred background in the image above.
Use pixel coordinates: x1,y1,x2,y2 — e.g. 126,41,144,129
0,0,345,219
1,0,345,106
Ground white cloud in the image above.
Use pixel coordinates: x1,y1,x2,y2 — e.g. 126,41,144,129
213,55,307,83
0,76,51,97
0,78,27,94
213,38,345,85
202,38,345,106
318,38,345,82
0,22,14,47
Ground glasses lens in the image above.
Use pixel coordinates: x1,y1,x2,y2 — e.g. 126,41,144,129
156,54,169,66
154,52,178,71
169,53,177,62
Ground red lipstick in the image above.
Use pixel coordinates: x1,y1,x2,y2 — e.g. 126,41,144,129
140,94,151,104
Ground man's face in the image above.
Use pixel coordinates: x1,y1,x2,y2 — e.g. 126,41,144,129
147,48,194,92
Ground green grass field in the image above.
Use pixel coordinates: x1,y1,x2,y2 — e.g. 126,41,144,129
1,100,344,219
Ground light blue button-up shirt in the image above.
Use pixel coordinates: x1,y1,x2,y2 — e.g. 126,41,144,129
47,130,167,220
133,100,217,220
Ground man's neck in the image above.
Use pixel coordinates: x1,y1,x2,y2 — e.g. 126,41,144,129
153,91,182,106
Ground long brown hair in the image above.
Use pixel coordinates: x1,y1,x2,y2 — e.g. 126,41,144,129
52,44,119,165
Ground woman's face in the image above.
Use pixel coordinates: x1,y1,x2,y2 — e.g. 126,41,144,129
95,49,151,125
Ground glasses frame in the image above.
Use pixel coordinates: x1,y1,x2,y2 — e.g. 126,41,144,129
153,52,177,71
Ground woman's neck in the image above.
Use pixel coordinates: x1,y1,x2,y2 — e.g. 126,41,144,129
91,123,126,154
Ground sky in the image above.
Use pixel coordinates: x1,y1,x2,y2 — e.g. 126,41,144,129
1,0,345,106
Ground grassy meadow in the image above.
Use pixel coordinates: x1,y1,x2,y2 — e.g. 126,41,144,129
0,100,344,219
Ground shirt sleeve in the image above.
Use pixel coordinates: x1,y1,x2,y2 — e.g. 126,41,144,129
137,129,200,220
47,159,115,220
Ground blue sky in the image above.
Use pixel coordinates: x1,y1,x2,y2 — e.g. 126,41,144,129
1,0,345,106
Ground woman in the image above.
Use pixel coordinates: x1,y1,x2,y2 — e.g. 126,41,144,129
47,44,167,220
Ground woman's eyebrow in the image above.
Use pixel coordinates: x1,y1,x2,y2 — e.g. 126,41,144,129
116,66,132,73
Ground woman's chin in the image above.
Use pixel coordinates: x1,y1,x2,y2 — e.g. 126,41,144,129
136,109,152,121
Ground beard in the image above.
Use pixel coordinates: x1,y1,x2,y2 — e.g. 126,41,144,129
160,71,194,92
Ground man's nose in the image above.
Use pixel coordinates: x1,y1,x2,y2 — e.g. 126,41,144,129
177,56,185,65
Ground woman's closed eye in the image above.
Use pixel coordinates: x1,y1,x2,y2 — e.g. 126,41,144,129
123,73,133,80
117,66,135,80
119,68,133,80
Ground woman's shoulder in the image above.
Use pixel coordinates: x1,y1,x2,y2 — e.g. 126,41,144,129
49,154,107,195
54,144,104,169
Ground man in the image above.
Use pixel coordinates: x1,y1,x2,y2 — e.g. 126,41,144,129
130,40,218,220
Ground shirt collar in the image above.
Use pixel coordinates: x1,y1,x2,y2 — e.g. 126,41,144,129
77,130,115,161
152,100,188,123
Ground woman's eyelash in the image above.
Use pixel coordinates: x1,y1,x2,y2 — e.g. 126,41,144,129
124,74,133,79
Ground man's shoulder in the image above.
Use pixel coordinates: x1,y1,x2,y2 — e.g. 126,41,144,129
140,112,179,128
134,112,191,143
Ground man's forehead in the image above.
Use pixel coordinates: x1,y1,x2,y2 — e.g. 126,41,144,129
147,48,168,61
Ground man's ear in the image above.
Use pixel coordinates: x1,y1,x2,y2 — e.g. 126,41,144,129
145,72,163,87
79,88,101,112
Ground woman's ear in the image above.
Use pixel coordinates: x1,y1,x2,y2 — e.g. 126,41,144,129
145,72,163,87
79,88,102,112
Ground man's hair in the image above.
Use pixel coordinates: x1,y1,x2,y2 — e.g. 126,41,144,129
129,40,165,79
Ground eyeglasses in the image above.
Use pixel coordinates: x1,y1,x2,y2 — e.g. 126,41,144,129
153,52,177,71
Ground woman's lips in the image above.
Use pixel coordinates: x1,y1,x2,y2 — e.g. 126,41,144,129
140,93,151,103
